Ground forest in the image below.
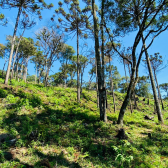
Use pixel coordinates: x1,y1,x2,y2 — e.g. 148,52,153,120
0,0,168,167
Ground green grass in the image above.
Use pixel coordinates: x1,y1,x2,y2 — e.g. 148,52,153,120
0,78,168,167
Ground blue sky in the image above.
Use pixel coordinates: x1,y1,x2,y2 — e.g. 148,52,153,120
0,1,168,95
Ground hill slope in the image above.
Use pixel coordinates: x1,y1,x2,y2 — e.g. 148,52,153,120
0,78,168,168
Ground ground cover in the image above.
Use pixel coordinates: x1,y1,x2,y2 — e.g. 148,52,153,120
0,78,168,168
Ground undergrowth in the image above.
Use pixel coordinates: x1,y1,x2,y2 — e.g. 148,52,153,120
0,78,168,168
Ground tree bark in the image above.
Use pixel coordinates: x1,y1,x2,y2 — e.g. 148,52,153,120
77,19,80,103
117,68,135,125
142,35,164,124
23,56,29,83
153,69,164,110
92,0,107,122
123,59,133,113
2,57,7,77
109,57,116,112
45,64,51,87
5,6,22,85
11,29,25,79
35,64,37,84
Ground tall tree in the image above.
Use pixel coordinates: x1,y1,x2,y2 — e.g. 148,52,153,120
36,26,64,87
142,35,164,123
92,0,107,122
11,16,36,79
3,0,53,85
143,53,166,110
55,0,92,103
105,0,168,125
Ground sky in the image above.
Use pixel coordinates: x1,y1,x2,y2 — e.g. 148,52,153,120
0,1,168,96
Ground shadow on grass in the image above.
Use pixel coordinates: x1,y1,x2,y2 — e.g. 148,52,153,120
1,86,168,167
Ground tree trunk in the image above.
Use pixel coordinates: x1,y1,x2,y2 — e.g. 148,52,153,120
96,59,99,108
5,6,22,85
45,64,51,87
123,59,133,113
142,35,164,124
35,64,37,84
101,0,105,86
19,59,24,81
77,20,80,103
80,66,84,94
101,0,106,117
128,64,136,110
117,68,135,125
2,57,7,77
11,29,25,79
109,56,116,112
92,0,107,122
23,57,29,83
153,69,164,110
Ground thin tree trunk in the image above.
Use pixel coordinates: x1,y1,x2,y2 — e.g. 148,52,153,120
96,60,99,108
92,0,107,122
101,0,106,118
2,57,7,77
11,29,25,79
109,56,116,112
45,65,51,87
35,64,37,84
142,35,164,124
80,67,84,94
117,68,135,125
19,59,24,81
77,20,80,103
128,64,137,109
23,57,29,83
5,6,22,85
153,69,164,110
123,59,133,113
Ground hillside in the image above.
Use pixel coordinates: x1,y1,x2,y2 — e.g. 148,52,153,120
0,78,168,168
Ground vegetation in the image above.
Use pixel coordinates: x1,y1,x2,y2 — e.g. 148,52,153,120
0,0,168,167
0,77,168,167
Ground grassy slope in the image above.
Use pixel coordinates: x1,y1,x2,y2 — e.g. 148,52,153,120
0,78,168,168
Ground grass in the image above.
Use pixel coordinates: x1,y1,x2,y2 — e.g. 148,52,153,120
0,78,168,167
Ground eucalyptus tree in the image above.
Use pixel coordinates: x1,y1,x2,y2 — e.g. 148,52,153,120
19,37,36,82
31,50,44,84
11,16,36,79
36,26,64,87
55,0,92,103
105,0,168,124
2,0,53,85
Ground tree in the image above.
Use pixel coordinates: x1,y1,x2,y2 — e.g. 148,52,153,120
135,76,151,98
105,0,168,125
143,53,166,110
36,26,64,87
11,16,36,79
55,0,92,103
3,0,53,85
0,43,10,77
160,83,168,98
92,0,107,122
31,50,45,84
59,44,75,86
19,37,36,82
